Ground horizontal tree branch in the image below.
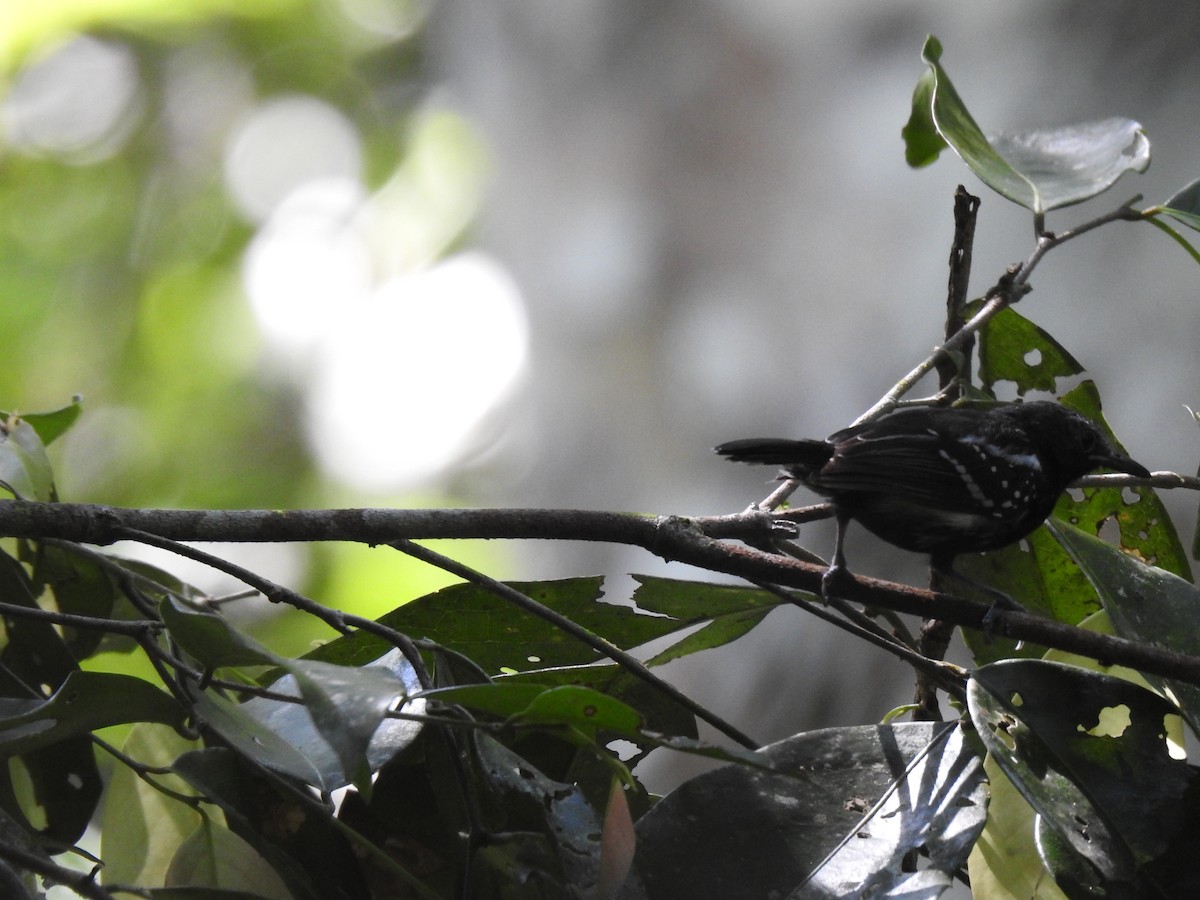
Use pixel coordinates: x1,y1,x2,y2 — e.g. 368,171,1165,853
4,499,1200,689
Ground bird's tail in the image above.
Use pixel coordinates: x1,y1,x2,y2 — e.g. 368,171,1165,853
713,438,832,470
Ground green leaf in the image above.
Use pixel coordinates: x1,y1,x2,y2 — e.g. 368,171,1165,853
1156,176,1200,231
191,691,325,788
1048,520,1200,731
975,304,1084,396
161,595,280,669
630,576,783,666
164,816,293,899
0,415,55,501
101,724,203,887
171,749,357,900
0,671,185,756
503,664,699,771
302,577,694,675
968,660,1200,894
166,596,417,793
907,35,1149,213
219,650,421,793
25,542,138,660
1058,382,1190,580
284,658,407,796
0,398,82,446
470,734,605,892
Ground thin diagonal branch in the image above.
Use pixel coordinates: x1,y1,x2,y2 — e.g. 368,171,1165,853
389,537,761,750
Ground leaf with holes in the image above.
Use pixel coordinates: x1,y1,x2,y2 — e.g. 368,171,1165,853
969,659,1200,895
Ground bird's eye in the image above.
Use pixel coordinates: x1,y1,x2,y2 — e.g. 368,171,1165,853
1079,430,1098,452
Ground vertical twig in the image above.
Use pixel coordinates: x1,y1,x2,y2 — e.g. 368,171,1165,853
915,186,979,722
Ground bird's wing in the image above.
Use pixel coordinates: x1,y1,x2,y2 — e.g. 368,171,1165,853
812,432,1035,513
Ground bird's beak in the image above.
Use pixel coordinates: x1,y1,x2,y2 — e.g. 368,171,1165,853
1094,449,1151,479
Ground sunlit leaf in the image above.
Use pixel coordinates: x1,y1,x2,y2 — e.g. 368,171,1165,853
0,399,81,446
975,304,1084,396
101,724,203,887
164,815,292,898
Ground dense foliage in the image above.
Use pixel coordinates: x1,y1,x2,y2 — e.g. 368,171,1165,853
4,24,1200,900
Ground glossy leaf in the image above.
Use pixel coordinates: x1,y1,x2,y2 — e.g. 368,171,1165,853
191,691,325,788
472,734,605,892
905,36,1149,213
231,650,422,793
623,723,986,898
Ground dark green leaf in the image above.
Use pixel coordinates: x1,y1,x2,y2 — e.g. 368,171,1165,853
304,577,691,676
171,749,362,900
25,543,137,659
0,671,185,757
2,736,101,845
908,35,1149,212
285,657,408,795
471,734,603,893
191,691,325,788
626,723,986,898
161,595,279,669
0,548,79,693
969,660,1200,895
1049,520,1200,733
631,576,783,665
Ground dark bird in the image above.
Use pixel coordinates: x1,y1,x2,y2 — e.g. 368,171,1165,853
715,401,1150,599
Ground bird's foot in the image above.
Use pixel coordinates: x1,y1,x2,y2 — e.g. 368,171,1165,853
821,563,851,600
980,591,1027,634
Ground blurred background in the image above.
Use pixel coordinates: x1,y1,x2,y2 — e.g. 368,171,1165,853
2,0,1198,790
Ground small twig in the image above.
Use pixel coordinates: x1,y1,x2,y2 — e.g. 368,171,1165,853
750,581,966,701
0,841,118,900
0,598,161,636
112,528,435,691
857,194,1145,423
